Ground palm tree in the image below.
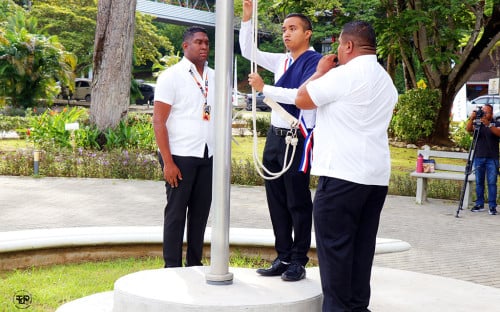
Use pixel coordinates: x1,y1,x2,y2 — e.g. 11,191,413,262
0,11,75,108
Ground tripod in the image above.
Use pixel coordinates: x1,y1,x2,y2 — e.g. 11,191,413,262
456,120,481,217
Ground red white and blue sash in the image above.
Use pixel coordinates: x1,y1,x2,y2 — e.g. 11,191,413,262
298,116,314,173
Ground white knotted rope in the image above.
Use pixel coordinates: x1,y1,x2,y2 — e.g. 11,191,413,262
250,0,299,180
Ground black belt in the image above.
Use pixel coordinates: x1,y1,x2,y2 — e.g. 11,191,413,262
271,126,314,137
271,126,292,137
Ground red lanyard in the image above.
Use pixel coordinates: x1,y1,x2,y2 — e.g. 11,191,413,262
189,68,210,120
189,69,208,105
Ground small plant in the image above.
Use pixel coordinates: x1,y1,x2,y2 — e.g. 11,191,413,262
450,121,472,150
0,115,29,134
390,87,441,143
26,107,87,150
246,115,270,137
231,159,264,186
389,174,415,197
103,113,156,152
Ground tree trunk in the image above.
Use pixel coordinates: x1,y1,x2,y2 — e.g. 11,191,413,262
386,52,396,81
492,47,500,78
432,4,500,144
432,91,454,146
90,0,137,131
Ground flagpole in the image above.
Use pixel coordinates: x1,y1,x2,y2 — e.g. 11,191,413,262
205,0,234,285
234,57,238,95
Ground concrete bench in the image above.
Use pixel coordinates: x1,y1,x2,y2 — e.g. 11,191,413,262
410,146,475,206
0,226,411,271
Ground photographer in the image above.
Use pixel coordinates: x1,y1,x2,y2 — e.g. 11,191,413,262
466,104,500,215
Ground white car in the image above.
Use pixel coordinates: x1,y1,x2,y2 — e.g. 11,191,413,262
466,95,500,120
232,91,246,109
57,78,92,102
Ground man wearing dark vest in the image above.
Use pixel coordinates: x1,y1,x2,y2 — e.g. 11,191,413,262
240,0,322,281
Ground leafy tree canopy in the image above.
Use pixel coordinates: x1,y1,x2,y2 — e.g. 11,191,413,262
28,0,173,75
0,0,23,21
0,8,76,108
377,0,500,144
29,2,96,75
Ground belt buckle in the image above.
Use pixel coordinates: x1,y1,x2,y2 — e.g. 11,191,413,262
275,127,286,136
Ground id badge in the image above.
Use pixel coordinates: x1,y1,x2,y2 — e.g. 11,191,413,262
203,104,211,121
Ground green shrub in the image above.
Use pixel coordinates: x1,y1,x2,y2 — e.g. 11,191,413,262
0,146,163,180
0,105,28,117
246,115,270,137
390,88,441,143
103,114,156,152
74,123,101,150
0,115,29,133
231,159,264,186
27,107,87,149
388,172,468,201
23,108,157,152
389,173,415,197
450,121,472,150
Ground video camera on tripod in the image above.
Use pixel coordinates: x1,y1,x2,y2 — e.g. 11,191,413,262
473,106,484,126
456,105,487,217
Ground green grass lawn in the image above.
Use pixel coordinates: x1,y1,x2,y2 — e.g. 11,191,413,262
231,136,419,174
231,135,266,161
1,258,163,312
0,255,267,312
390,144,416,173
0,139,27,151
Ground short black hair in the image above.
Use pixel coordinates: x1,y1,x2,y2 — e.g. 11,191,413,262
341,21,376,49
285,13,313,32
183,26,208,42
484,103,494,112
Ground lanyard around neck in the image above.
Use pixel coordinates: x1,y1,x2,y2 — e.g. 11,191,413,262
189,68,208,104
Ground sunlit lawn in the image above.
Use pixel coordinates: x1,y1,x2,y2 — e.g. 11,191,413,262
0,255,267,312
0,138,27,151
231,135,265,161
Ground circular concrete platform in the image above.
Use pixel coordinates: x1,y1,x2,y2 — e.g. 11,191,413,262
56,266,322,312
112,266,322,312
56,266,500,312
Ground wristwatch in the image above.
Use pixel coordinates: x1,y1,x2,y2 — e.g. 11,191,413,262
489,123,494,128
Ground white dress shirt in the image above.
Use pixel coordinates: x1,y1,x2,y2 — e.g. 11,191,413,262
154,57,215,158
306,55,398,186
239,20,316,129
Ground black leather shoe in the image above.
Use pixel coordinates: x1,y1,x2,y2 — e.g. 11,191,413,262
281,263,306,281
256,258,289,276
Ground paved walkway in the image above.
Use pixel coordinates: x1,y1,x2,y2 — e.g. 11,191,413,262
1,176,499,290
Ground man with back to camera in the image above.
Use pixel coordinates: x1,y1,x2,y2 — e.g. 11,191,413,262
153,26,214,268
466,104,499,215
296,21,398,311
239,0,322,281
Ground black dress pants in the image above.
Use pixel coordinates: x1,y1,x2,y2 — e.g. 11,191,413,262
159,149,212,267
262,127,313,266
313,176,387,312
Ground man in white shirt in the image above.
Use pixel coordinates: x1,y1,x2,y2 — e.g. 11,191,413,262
296,21,398,311
240,0,322,281
153,26,214,268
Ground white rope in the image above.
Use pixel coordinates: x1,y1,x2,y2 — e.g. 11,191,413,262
250,0,298,180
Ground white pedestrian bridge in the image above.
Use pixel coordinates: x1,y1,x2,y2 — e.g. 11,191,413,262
136,0,216,27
